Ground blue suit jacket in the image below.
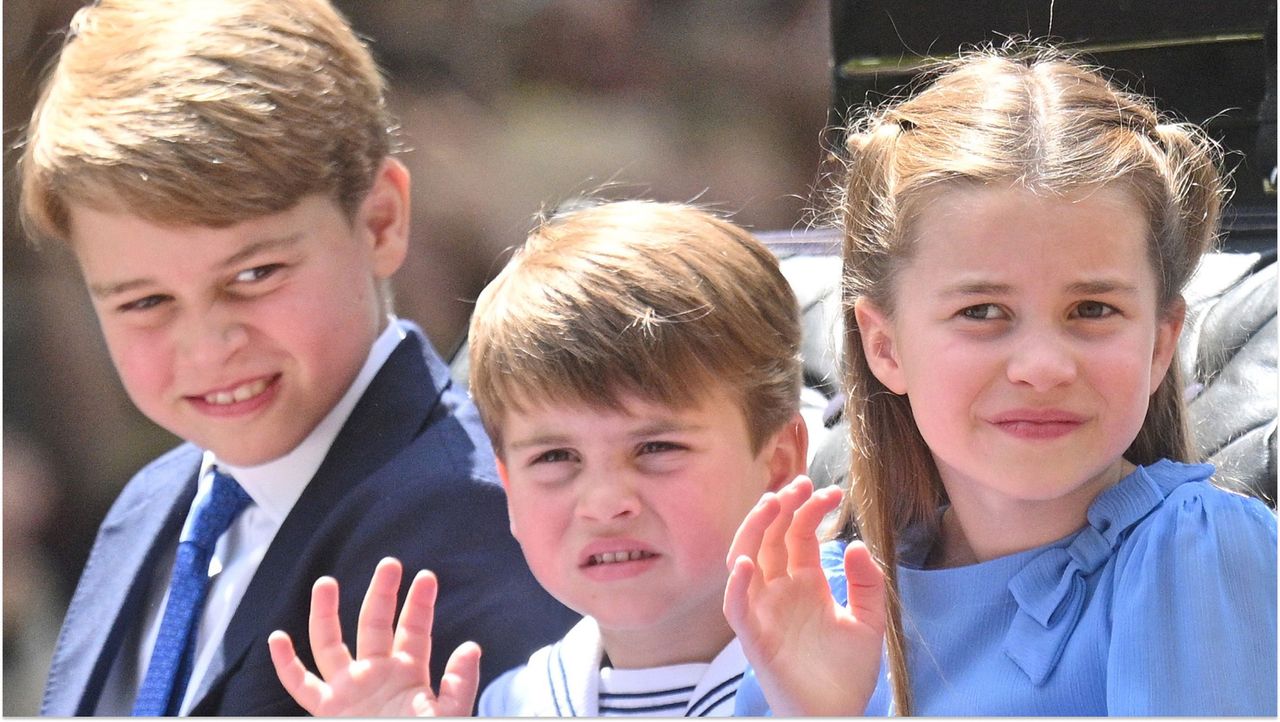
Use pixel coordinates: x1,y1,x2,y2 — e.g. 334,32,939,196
40,325,579,715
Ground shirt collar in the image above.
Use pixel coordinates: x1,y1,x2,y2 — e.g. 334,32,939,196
204,316,408,522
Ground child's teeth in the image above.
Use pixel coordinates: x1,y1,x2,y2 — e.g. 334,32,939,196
593,550,650,565
233,380,262,402
205,379,268,405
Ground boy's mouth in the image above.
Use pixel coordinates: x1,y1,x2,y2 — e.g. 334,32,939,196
584,550,658,567
202,377,271,406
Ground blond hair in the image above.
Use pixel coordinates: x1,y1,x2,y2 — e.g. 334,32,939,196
831,45,1225,715
19,0,392,244
469,200,802,454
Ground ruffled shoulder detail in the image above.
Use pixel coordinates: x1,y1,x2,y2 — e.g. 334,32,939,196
1002,460,1215,685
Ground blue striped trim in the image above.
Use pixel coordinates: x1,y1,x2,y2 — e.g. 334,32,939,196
691,688,737,717
545,641,571,716
599,685,697,699
600,700,688,714
685,673,742,717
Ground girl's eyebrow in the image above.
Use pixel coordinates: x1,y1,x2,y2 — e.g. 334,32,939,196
937,279,1140,297
937,281,1012,297
1065,280,1140,296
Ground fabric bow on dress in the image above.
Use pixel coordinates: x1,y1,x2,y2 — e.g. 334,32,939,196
1003,461,1213,685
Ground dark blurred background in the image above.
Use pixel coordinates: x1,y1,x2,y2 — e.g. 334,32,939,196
4,0,1274,714
3,1,832,713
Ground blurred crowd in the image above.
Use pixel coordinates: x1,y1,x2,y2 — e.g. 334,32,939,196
2,0,831,713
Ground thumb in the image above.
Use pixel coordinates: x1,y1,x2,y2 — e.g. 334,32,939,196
843,541,886,635
436,641,483,716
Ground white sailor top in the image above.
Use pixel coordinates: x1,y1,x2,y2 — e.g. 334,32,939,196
478,617,747,717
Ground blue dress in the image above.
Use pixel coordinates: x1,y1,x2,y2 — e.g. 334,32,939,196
735,460,1277,716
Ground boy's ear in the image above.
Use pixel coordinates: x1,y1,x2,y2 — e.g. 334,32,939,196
854,298,907,395
1150,295,1186,393
495,457,519,538
496,456,511,491
764,413,808,492
359,157,411,279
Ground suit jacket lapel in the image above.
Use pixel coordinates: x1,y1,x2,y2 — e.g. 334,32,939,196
190,328,447,707
43,451,199,715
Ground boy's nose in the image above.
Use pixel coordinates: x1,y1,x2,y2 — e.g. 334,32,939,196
179,309,249,368
575,474,641,523
1005,331,1078,391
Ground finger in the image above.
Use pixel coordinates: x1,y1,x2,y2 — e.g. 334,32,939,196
721,555,756,636
393,569,439,682
726,493,780,570
785,484,843,574
844,541,887,635
757,477,813,577
308,576,353,679
356,557,404,660
436,641,483,717
268,630,328,714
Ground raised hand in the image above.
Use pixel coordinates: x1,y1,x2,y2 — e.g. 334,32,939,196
268,557,482,717
723,476,886,716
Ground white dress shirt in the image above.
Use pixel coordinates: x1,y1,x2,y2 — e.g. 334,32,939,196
96,317,407,715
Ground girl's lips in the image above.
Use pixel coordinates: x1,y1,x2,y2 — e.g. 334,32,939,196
994,420,1082,439
988,409,1087,440
989,408,1087,425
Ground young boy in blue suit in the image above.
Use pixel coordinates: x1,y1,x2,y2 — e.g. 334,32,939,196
265,201,885,716
17,0,577,715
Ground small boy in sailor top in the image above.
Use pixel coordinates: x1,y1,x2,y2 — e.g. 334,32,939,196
267,200,816,716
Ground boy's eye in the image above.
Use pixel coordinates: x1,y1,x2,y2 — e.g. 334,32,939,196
532,448,576,464
637,440,683,456
118,294,170,313
1074,300,1117,319
233,264,283,284
959,303,1005,321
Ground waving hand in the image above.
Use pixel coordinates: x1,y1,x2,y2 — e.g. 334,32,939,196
268,557,482,717
723,476,885,716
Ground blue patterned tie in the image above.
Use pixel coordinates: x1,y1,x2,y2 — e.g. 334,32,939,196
133,468,252,716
